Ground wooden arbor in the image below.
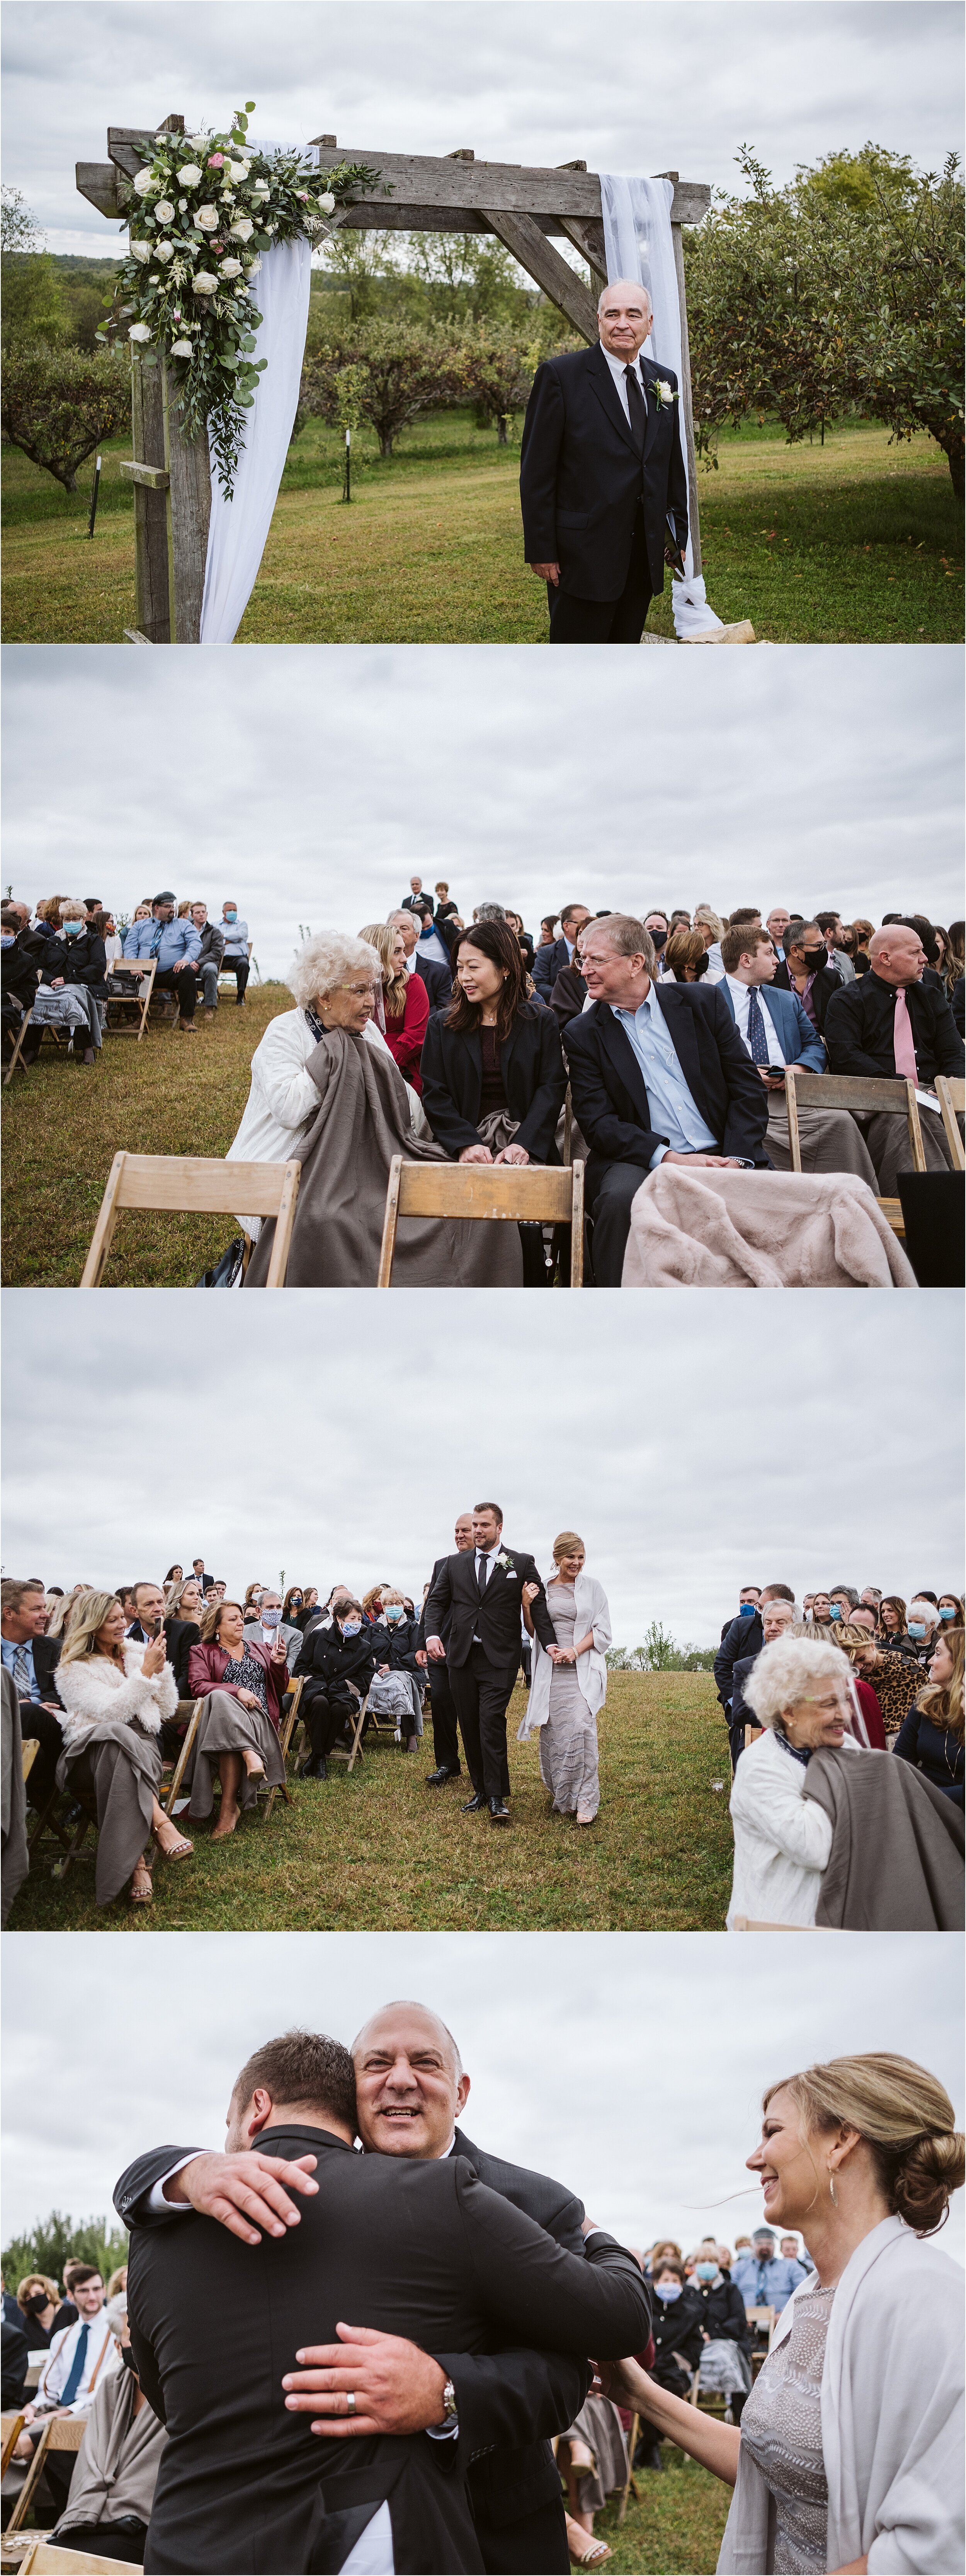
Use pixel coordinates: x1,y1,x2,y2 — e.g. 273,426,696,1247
77,126,711,640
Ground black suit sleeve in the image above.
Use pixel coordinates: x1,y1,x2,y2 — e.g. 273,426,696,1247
126,2244,167,2426
713,1616,747,1708
666,392,689,551
522,1560,557,1655
564,1014,666,1168
424,1559,454,1642
434,2345,590,2469
454,2164,651,2357
519,363,566,564
114,2145,206,2227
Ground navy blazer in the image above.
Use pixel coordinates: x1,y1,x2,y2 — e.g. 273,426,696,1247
520,340,689,601
563,985,771,1198
420,1002,566,1163
533,936,573,1000
716,978,827,1072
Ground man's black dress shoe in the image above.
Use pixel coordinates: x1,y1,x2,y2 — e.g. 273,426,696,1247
426,1766,461,1787
488,1797,510,1826
299,1756,327,1780
461,1791,487,1812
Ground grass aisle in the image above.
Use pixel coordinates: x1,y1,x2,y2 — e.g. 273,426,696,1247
2,413,961,643
9,1674,734,1931
597,2449,731,2575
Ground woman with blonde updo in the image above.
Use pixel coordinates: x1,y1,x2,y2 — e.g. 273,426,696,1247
518,1533,611,1825
595,2052,965,2574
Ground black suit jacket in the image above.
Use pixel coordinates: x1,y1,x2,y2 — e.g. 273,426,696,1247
424,1549,556,1676
564,986,770,1201
118,2126,650,2576
416,1558,461,1654
520,340,689,600
714,1612,763,1708
25,1632,64,1708
420,1004,566,1164
824,972,966,1084
163,1618,201,1699
533,937,571,1000
414,957,452,1015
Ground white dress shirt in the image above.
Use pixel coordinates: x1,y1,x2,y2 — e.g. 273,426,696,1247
724,974,786,1071
37,2309,119,2416
611,985,718,1165
599,340,647,425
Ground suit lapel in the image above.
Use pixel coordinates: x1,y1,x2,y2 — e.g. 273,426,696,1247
586,339,639,457
641,359,663,467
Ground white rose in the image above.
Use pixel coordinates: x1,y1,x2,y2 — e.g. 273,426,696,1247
228,161,250,181
170,339,194,356
656,379,674,401
229,217,254,241
132,169,155,197
252,179,270,197
318,191,335,214
128,322,152,342
177,163,202,187
129,239,150,263
188,133,209,150
155,240,174,263
219,257,242,277
154,199,175,224
247,257,262,276
193,271,218,293
196,205,218,230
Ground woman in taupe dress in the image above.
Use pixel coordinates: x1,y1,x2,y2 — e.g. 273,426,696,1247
519,1535,611,1825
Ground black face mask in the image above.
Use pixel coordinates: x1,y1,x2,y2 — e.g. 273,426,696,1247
801,947,826,970
649,929,667,952
24,2292,49,2315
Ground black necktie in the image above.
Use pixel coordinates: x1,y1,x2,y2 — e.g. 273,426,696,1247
476,1553,490,1600
624,365,646,455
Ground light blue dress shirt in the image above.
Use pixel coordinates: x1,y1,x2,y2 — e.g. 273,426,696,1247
611,987,718,1165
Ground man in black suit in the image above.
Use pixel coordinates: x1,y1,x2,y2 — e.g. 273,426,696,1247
417,1511,474,1786
423,1504,558,1824
563,915,770,1285
532,905,592,1004
520,278,688,643
824,920,965,1189
0,1578,65,1814
116,2018,650,2576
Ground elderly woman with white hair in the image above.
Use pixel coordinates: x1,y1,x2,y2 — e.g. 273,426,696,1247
48,2292,167,2564
230,929,521,1287
726,1635,864,1929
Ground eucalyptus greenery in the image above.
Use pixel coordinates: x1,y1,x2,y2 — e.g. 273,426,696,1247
116,102,383,495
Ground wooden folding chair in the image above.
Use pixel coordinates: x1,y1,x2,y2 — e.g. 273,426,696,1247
378,1158,585,1287
5,2418,85,2536
934,1074,965,1173
783,1069,925,1235
160,1700,205,1816
79,1154,300,1288
731,1916,821,1931
562,1084,573,1167
745,2305,777,2350
21,1739,39,1786
101,956,156,1042
18,2545,140,2575
742,1723,764,1751
264,1676,304,1821
3,1005,81,1087
345,1688,374,1774
617,2412,639,2522
1,2410,26,2477
3,1000,32,1087
687,2365,729,2419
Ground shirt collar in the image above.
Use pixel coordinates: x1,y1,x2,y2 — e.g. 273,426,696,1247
600,339,644,387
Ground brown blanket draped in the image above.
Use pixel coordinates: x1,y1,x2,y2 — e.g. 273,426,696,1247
804,1746,964,1928
243,1029,522,1288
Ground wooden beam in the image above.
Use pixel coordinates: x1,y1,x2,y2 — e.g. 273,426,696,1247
556,213,607,286
76,160,120,218
481,209,599,342
119,460,170,490
129,352,171,643
163,357,211,645
311,143,710,230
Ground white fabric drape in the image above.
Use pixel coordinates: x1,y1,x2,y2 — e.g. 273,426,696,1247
599,172,723,638
199,233,312,645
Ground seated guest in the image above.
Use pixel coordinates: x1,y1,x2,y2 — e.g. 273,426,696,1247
190,903,226,1015
693,905,725,979
48,2292,166,2567
20,900,107,1067
1,1576,65,1820
824,1623,888,1746
637,2258,705,2467
2,2297,29,2411
893,1627,964,1807
359,919,429,1092
378,1587,424,1751
772,919,843,1036
564,914,769,1286
245,1587,302,1673
548,934,588,1035
122,892,201,1035
731,2226,805,2312
15,2273,65,2348
1,904,42,1052
162,1576,203,1698
420,920,567,1286
689,2244,753,2419
386,908,451,1014
662,927,711,984
292,1596,379,1778
906,1596,943,1668
185,1599,287,1836
840,1629,920,1737
777,2234,812,2288
219,902,250,1003
728,1595,798,1773
851,917,874,975
717,924,879,1183
55,1593,192,1906
13,2267,120,2517
824,921,965,1187
533,903,592,1001
505,909,536,975
727,1635,864,1927
877,1594,917,1656
939,1591,964,1624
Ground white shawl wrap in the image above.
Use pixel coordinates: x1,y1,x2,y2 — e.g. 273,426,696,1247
517,1571,611,1738
718,2215,965,2574
55,1640,178,1751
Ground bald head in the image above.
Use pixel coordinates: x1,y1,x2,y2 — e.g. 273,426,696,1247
352,2001,469,2157
598,279,653,363
868,924,926,987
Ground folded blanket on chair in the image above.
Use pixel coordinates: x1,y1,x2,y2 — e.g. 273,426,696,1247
621,1167,917,1288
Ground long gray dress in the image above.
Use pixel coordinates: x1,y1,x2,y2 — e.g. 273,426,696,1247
185,1650,286,1821
539,1581,600,1821
738,2281,834,2573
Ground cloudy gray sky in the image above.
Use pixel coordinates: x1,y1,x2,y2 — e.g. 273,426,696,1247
3,1929,963,2263
3,647,962,978
3,1290,962,1641
4,1,963,256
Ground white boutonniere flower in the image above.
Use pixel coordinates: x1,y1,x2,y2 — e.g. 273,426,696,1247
497,1552,515,1574
653,379,679,410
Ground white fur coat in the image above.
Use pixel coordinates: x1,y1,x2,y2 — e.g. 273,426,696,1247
55,1640,178,1750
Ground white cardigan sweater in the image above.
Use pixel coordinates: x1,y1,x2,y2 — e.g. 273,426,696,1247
56,1640,178,1751
226,1009,427,1239
726,1726,862,1928
718,2215,964,2573
517,1572,612,1738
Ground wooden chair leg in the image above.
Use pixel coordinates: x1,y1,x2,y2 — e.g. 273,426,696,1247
5,2419,50,2532
163,1701,204,1814
377,1158,403,1287
3,1006,34,1087
345,1693,370,1773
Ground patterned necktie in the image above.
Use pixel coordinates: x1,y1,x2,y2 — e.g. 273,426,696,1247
746,986,771,1068
12,1642,33,1699
59,2324,90,2407
624,365,646,455
893,987,918,1080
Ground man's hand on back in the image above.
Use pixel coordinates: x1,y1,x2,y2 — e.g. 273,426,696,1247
282,2324,447,2438
163,2150,320,2243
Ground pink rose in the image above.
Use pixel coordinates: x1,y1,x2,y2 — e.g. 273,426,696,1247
207,153,224,168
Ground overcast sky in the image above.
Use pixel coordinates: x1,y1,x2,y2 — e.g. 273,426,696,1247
3,647,962,977
4,1,963,257
3,1290,962,1640
3,1929,963,2264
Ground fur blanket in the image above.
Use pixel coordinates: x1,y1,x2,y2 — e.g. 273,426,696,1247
621,1167,917,1288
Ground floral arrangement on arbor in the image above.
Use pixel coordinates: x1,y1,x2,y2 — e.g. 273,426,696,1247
117,103,383,496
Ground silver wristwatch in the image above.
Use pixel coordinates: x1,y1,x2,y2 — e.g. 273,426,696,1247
440,2377,457,2424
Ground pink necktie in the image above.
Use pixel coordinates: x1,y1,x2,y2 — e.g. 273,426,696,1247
893,988,918,1080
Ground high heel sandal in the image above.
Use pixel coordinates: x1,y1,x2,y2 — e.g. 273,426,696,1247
155,1830,193,1861
129,1864,153,1905
565,2517,611,2567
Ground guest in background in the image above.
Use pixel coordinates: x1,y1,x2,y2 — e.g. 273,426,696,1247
121,895,200,1035
637,2259,705,2469
840,1629,920,1738
55,1593,191,1908
386,908,451,1015
773,920,842,1038
162,1577,203,1699
219,902,250,1004
662,927,710,984
292,1598,379,1780
824,922,964,1188
906,1597,943,1669
1,1576,66,1821
877,1596,916,1657
689,2242,753,2422
894,1627,964,1807
939,1592,964,1627
191,903,226,1016
13,2267,119,2518
359,920,429,1094
420,919,566,1287
243,1588,302,1675
825,1623,888,1747
532,904,592,1001
48,2293,165,2566
186,1600,287,1836
378,1586,424,1752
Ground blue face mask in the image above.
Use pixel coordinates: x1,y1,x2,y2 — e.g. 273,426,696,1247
939,1606,957,1620
695,2262,718,2282
908,1622,925,1638
656,2280,682,2300
224,910,237,922
0,934,14,948
384,1605,404,1622
341,1621,361,1637
63,919,83,936
739,1602,756,1617
829,1605,842,1620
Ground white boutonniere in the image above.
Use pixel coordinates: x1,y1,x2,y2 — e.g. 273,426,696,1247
652,379,678,409
496,1552,515,1575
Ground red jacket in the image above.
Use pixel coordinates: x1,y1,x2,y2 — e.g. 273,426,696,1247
854,1677,886,1750
383,972,430,1091
187,1637,286,1734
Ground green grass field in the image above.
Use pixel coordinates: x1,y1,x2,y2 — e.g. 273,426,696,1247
598,2447,731,2575
9,1671,734,1932
2,408,960,643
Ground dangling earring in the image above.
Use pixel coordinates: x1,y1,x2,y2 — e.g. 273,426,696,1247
828,2169,838,2207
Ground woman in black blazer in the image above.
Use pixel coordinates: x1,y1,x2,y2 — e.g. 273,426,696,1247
420,918,567,1168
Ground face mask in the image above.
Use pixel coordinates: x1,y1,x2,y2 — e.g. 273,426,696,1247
656,2280,682,2301
939,1606,956,1620
802,947,826,970
649,928,667,951
695,2263,718,2282
0,933,14,948
341,1621,361,1637
260,1608,282,1628
63,920,83,936
290,1595,303,1606
829,1605,842,1620
384,1605,404,1622
738,1602,756,1617
908,1622,925,1638
225,910,237,922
